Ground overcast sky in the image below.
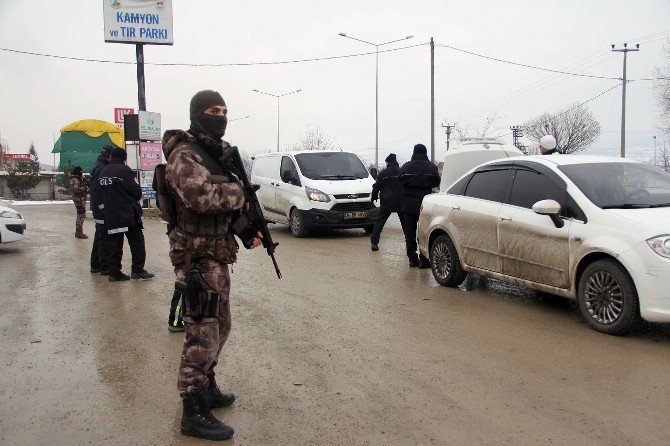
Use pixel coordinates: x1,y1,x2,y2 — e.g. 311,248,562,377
1,0,669,167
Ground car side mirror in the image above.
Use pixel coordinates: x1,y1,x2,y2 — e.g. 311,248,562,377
532,199,564,228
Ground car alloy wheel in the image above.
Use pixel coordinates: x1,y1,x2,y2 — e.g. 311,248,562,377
577,259,641,335
432,242,453,282
583,271,623,325
429,234,466,287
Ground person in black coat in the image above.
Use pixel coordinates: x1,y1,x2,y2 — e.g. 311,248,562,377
399,144,441,268
99,147,154,282
370,153,405,251
89,146,112,274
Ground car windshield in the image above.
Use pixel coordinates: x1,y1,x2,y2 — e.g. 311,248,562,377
559,162,670,208
294,152,369,180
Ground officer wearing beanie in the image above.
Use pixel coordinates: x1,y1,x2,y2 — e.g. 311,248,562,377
99,148,154,282
370,153,404,251
161,90,261,441
89,146,113,274
539,134,559,155
399,144,441,267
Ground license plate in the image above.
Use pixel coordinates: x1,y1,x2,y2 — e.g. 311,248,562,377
344,211,367,219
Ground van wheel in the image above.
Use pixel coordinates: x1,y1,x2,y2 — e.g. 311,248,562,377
289,208,309,238
363,225,374,234
430,234,466,287
578,259,641,335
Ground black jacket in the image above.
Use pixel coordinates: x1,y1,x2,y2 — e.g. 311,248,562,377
371,162,402,212
99,159,143,234
89,155,109,222
399,154,440,214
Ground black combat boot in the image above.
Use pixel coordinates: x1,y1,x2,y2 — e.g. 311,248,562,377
181,392,234,441
202,374,236,409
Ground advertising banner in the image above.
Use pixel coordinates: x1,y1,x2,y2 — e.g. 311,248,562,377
138,111,161,141
114,107,135,129
103,0,174,45
139,141,162,170
139,170,155,197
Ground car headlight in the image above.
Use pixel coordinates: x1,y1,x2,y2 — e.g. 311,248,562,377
0,210,21,219
305,187,330,202
646,235,670,258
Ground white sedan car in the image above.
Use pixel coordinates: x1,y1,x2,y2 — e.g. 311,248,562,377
418,155,670,335
0,204,26,244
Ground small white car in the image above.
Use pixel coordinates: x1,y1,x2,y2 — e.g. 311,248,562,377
0,205,26,244
251,150,378,237
418,155,670,335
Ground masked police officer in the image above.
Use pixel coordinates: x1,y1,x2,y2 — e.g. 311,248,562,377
161,90,261,441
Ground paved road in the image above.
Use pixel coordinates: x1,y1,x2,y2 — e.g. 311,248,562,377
1,204,669,445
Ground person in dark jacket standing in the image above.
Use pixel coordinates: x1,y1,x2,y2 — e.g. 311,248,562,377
370,153,404,251
399,144,440,268
70,166,89,239
89,146,112,274
99,148,154,282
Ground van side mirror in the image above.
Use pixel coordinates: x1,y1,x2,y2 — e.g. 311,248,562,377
532,199,564,228
281,170,300,186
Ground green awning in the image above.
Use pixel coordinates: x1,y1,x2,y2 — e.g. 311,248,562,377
52,132,123,172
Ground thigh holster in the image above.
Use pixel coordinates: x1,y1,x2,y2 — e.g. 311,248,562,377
184,270,220,322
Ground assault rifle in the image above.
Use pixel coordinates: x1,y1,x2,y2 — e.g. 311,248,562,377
219,146,282,279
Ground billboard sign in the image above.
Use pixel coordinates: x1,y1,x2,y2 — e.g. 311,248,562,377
103,0,174,45
139,141,162,170
114,107,135,128
138,111,161,141
139,170,155,197
4,154,33,161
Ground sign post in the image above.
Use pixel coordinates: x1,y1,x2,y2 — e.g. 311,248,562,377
103,0,174,111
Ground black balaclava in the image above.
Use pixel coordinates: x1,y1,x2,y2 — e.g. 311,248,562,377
189,90,227,140
72,166,83,177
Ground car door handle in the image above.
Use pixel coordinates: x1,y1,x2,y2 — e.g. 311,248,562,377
499,216,512,222
450,205,460,211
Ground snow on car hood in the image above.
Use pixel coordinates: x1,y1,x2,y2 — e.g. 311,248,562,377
605,207,670,235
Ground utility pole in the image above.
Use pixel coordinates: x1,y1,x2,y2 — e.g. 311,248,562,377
430,37,435,163
654,135,657,166
442,121,455,151
612,43,639,158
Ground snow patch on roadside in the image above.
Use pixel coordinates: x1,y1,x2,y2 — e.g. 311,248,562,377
1,200,73,206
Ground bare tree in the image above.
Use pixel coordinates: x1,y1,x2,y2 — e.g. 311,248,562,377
653,39,670,135
293,124,340,151
453,112,500,139
653,141,670,172
240,151,254,177
523,103,601,154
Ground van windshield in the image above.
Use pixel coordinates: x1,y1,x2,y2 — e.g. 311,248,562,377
294,152,369,180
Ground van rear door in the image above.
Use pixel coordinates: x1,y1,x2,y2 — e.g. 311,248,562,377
251,156,282,221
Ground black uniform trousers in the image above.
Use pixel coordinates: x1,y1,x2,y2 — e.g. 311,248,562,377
107,225,146,275
402,212,421,260
370,208,405,246
90,223,109,271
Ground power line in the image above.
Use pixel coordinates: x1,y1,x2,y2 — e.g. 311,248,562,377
434,42,663,82
0,43,428,67
490,82,622,140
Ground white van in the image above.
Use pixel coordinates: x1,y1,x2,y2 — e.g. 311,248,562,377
251,150,379,237
440,138,524,191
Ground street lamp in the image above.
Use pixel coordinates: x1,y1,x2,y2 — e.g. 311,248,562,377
253,89,302,152
338,32,413,168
